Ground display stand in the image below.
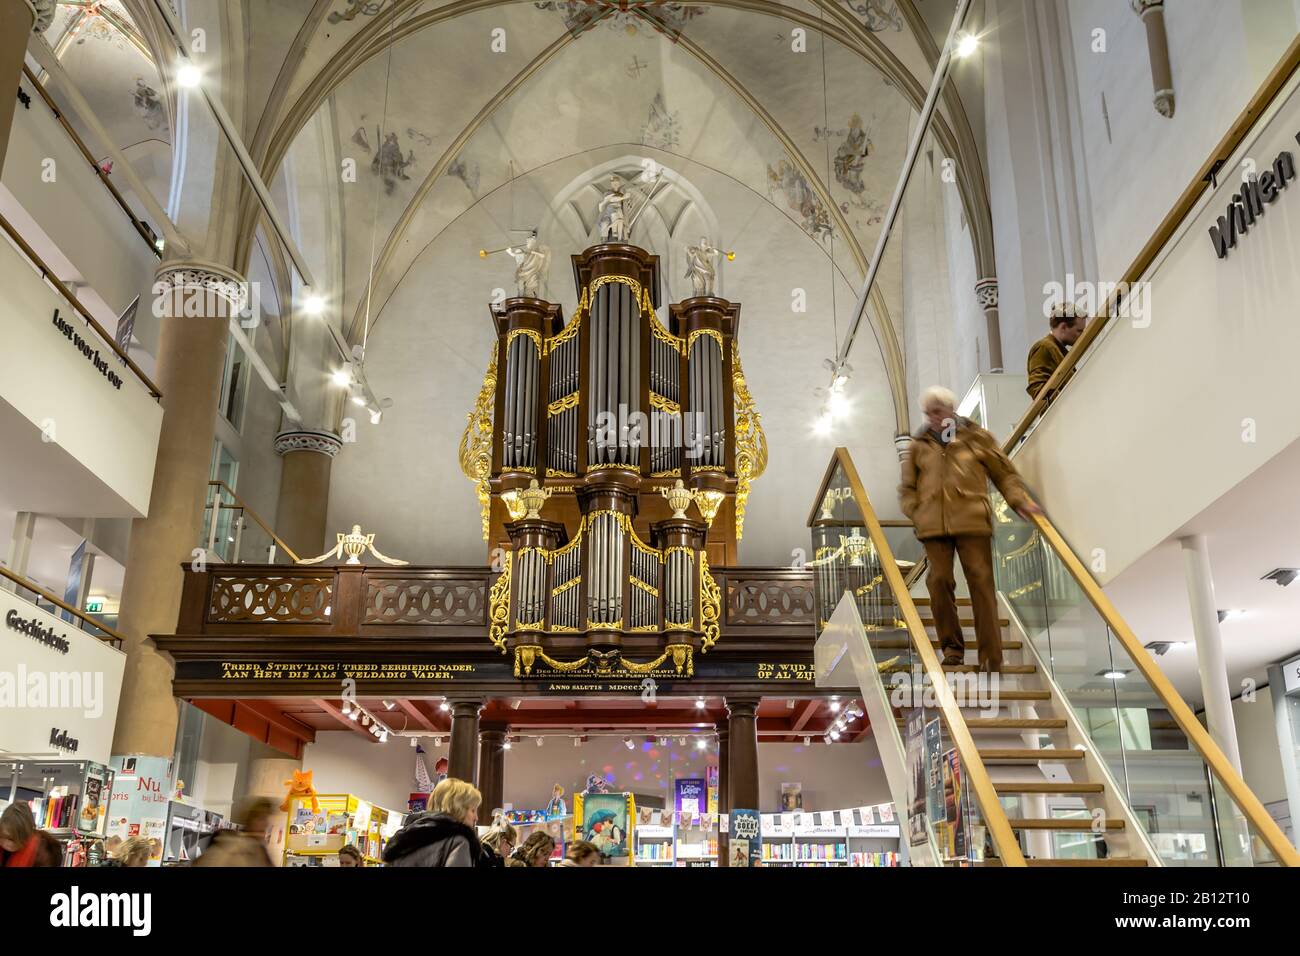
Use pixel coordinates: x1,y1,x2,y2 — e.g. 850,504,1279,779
162,800,226,865
673,814,718,867
633,823,675,865
847,822,903,867
282,793,404,866
1,756,114,865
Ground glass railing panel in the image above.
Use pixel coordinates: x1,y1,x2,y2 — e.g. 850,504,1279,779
812,457,1009,865
991,488,1290,866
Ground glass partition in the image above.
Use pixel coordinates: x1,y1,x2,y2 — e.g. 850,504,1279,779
991,490,1278,866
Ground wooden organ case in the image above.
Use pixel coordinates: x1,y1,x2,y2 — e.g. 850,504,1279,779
460,242,767,677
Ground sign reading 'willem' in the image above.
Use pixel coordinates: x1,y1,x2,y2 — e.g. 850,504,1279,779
1207,132,1300,260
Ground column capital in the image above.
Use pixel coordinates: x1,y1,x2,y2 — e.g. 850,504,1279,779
974,277,998,312
1130,0,1164,18
30,0,57,33
449,698,485,718
154,259,250,315
894,433,912,461
275,429,343,458
725,697,761,719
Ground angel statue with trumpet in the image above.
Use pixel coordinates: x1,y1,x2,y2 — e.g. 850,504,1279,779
507,234,551,298
597,170,665,242
684,236,720,296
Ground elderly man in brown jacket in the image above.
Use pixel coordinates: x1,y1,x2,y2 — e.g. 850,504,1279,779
899,386,1041,672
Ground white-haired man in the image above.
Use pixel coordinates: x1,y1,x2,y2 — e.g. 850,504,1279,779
898,386,1042,672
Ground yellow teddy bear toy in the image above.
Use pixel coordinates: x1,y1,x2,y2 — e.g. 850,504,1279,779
281,768,320,814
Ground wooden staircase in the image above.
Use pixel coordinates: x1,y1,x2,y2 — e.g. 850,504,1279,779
880,597,1151,867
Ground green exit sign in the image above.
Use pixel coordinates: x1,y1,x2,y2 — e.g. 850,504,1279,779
85,601,104,613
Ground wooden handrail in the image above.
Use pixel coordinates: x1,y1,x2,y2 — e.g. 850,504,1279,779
826,447,1027,866
207,480,301,563
19,64,161,257
1029,514,1299,867
0,211,163,399
0,565,124,647
1002,33,1300,453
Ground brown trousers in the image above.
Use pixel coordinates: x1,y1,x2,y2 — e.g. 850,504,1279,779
922,535,1002,672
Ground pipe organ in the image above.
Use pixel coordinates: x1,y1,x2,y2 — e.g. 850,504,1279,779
462,241,767,678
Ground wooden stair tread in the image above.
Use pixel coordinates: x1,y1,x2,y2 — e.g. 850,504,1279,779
912,598,973,606
896,718,1065,730
872,639,1023,650
941,663,1035,673
919,618,1010,627
1007,818,1125,831
978,748,1086,760
993,781,1103,794
1026,859,1148,867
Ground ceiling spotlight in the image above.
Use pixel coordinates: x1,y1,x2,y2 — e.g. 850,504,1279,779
695,738,707,751
351,394,367,407
824,735,833,745
1216,609,1245,623
502,739,512,751
382,700,395,710
369,408,383,425
829,698,841,713
176,63,201,88
536,737,544,747
574,736,582,748
955,32,979,58
331,368,352,388
830,730,841,740
1263,568,1299,587
803,736,811,747
433,736,442,747
378,730,388,743
439,701,450,712
154,238,166,252
828,389,851,419
677,737,686,747
812,409,833,436
347,710,359,722
409,737,418,748
341,703,351,716
695,698,706,709
1099,669,1129,681
361,715,370,727
624,736,634,750
303,293,325,315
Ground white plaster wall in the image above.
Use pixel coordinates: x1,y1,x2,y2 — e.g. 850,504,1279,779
1232,684,1288,809
303,731,446,815
190,714,253,820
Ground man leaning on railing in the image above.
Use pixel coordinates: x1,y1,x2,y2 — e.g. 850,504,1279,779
898,386,1042,674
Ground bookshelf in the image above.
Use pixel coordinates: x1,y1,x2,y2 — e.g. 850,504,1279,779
0,756,114,842
634,823,675,865
282,793,404,866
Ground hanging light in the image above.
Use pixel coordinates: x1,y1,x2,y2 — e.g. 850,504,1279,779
803,736,812,747
695,739,707,751
829,698,841,712
623,737,634,750
502,739,512,751
695,698,706,710
439,701,450,712
536,737,544,747
303,293,325,315
955,32,979,59
176,63,201,88
331,368,352,388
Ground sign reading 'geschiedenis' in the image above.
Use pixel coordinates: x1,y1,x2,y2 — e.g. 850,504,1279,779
51,307,124,390
1207,132,1300,260
5,608,71,654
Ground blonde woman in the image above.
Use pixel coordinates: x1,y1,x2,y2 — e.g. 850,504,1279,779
480,815,519,867
383,777,482,867
108,836,152,868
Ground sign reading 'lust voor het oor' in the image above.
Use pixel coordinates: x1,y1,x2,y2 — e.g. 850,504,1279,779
51,308,124,390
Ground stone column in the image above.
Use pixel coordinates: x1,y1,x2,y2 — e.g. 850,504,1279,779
478,725,507,816
112,262,247,758
726,698,760,814
1133,1,1175,118
716,726,730,867
447,699,483,784
1179,535,1242,774
0,1,52,179
272,429,342,560
245,740,301,864
974,278,1004,372
4,511,35,591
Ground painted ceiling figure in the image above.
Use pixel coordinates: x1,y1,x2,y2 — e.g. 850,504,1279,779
508,234,551,298
371,130,414,195
834,113,871,197
684,236,719,297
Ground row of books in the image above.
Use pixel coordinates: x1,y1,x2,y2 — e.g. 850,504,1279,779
28,794,81,830
635,843,673,861
761,842,848,861
849,851,900,867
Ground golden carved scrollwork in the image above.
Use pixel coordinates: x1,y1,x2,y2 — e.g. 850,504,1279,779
512,645,693,677
488,551,511,652
650,312,684,354
731,342,767,541
548,392,579,416
458,342,497,541
687,328,724,351
506,328,542,351
649,392,680,415
700,554,720,652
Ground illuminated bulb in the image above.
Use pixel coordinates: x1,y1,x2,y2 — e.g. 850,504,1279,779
830,730,841,741
695,698,705,710
536,737,544,747
624,737,634,750
303,293,325,315
348,710,358,722
341,703,351,716
378,730,388,743
331,368,352,388
176,63,201,88
828,390,851,419
955,32,978,58
439,701,450,712
812,410,833,436
351,395,367,406
154,238,166,252
574,737,582,748
803,736,811,747
369,409,383,425
383,700,395,710
502,739,512,751
829,699,841,712
409,737,417,748
695,739,707,751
